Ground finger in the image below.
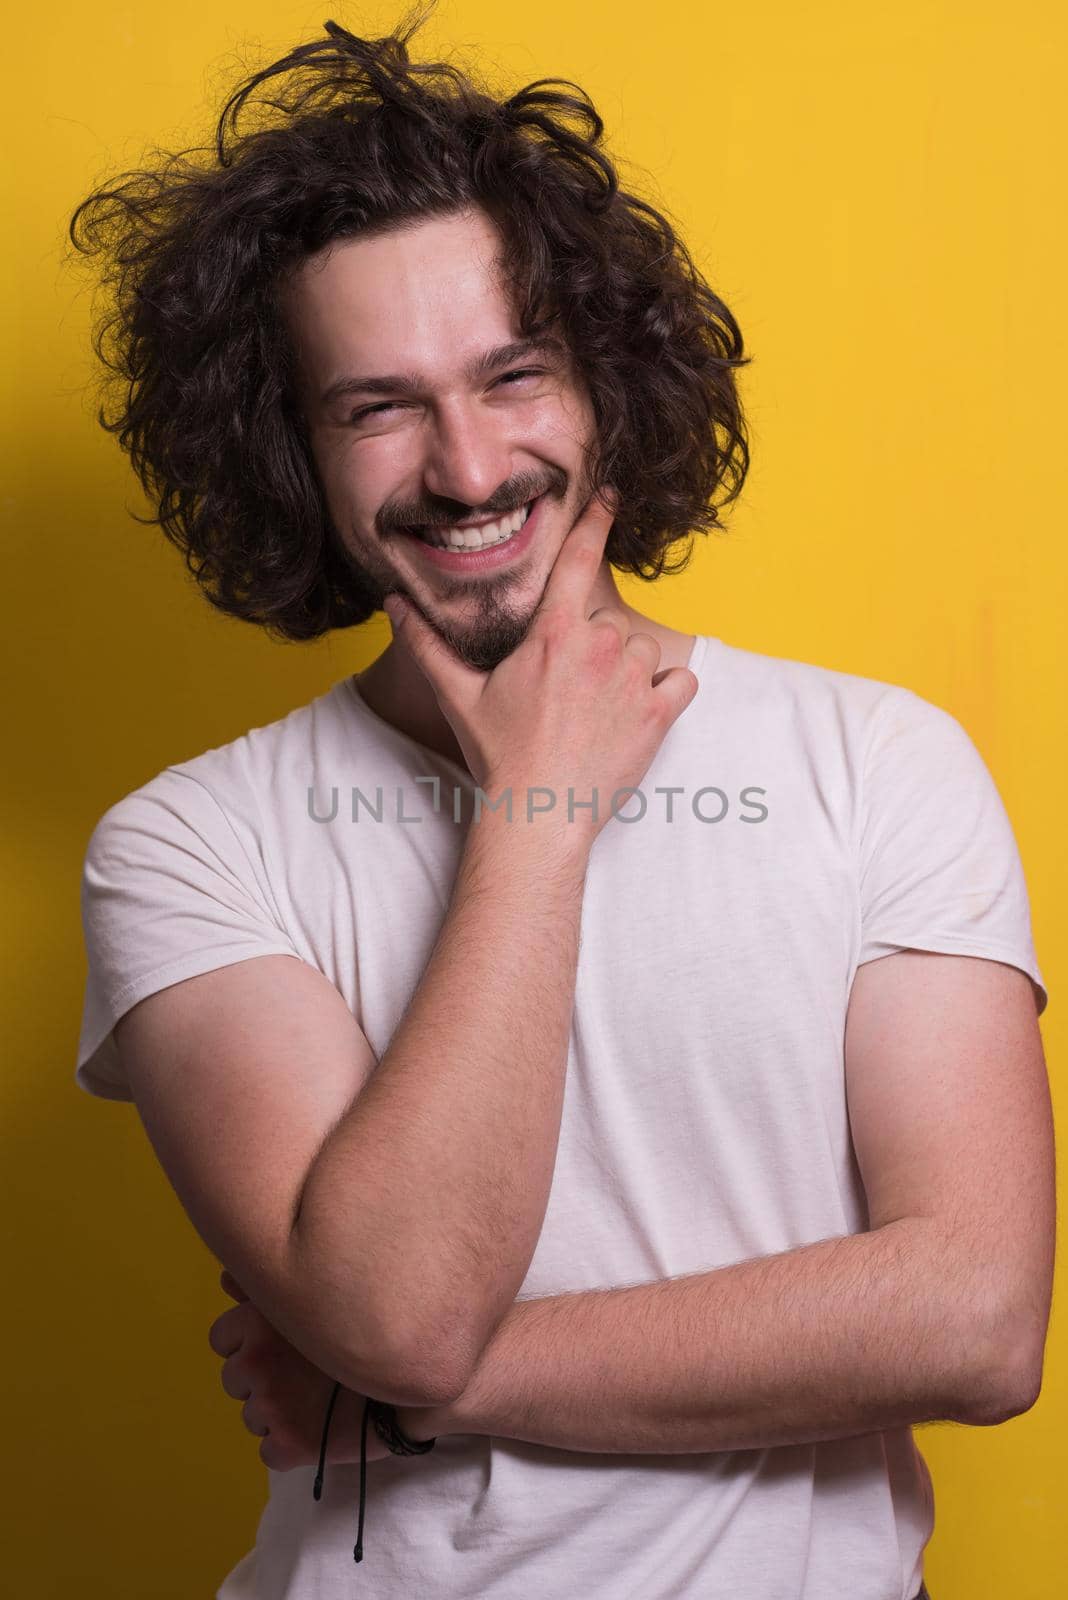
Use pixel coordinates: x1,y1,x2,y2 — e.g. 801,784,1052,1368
622,630,662,672
382,593,486,709
582,612,662,678
208,1306,245,1358
583,609,628,665
242,1397,270,1438
536,485,619,622
220,1354,252,1401
585,605,629,643
650,665,701,715
259,1436,286,1471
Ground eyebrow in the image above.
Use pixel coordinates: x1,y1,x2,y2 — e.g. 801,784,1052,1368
318,335,567,409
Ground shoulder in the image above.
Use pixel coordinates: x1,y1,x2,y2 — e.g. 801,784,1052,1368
85,678,353,849
705,635,948,748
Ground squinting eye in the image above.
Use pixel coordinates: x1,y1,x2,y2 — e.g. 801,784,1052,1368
349,369,545,425
350,401,400,423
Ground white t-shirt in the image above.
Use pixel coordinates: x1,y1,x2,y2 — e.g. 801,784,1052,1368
75,633,1048,1600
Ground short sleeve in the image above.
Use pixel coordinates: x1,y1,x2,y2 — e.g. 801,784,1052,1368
856,688,1048,1017
75,766,302,1102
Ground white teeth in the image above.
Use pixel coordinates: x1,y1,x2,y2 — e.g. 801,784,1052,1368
418,499,534,551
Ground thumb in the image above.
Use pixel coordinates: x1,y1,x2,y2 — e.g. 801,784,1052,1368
382,593,485,706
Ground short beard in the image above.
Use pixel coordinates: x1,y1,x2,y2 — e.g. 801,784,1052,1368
421,597,540,673
340,535,546,672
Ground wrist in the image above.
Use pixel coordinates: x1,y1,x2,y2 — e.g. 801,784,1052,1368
463,787,596,874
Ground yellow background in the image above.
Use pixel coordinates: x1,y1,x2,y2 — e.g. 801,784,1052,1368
6,1,1064,1593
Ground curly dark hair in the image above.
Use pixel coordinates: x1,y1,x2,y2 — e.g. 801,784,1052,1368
67,1,752,642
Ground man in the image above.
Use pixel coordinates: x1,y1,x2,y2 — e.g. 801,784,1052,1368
71,10,1054,1600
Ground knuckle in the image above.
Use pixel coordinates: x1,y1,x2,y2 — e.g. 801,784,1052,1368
587,622,622,664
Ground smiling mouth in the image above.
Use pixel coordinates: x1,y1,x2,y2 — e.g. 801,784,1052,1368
408,497,536,552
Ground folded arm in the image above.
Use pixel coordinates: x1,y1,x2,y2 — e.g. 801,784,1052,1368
406,954,1054,1451
408,1215,1022,1451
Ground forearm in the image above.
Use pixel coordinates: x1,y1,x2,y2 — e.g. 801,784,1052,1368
292,805,591,1398
412,1219,1009,1451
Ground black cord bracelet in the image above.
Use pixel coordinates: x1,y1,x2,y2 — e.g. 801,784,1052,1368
368,1396,438,1455
313,1379,438,1565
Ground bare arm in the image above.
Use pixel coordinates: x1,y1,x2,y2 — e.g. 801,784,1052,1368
290,811,590,1395
115,805,588,1410
402,1217,1031,1455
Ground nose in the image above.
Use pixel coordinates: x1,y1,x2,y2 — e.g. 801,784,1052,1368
420,396,517,513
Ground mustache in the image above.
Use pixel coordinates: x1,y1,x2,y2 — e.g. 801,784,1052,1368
382,479,561,532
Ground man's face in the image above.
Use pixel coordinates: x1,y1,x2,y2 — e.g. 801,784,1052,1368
284,206,600,671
